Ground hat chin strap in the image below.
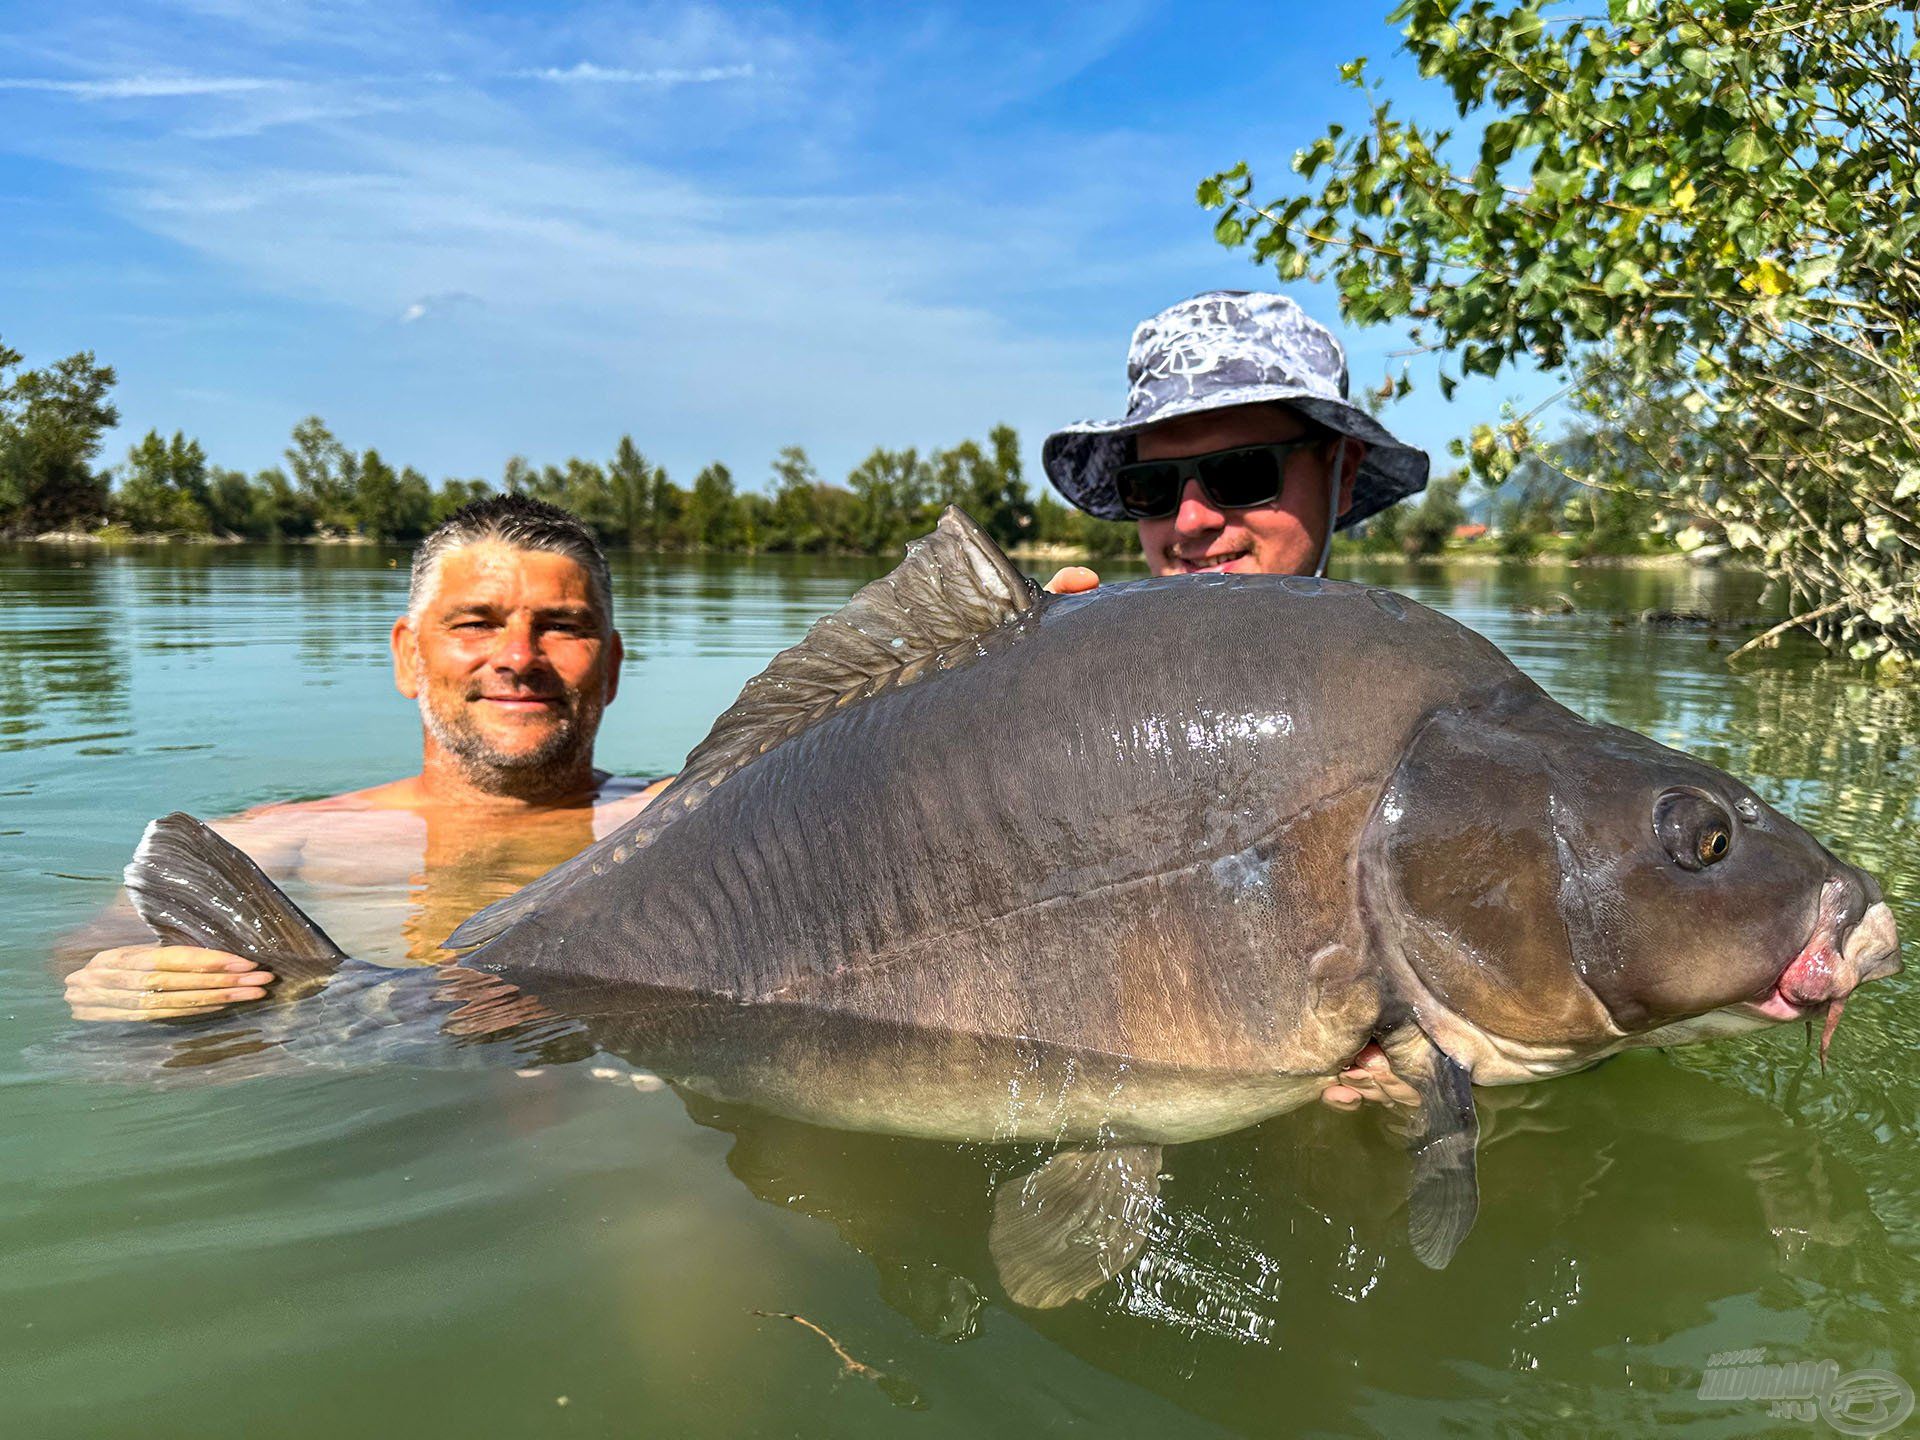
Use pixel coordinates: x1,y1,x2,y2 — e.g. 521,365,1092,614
1313,446,1345,578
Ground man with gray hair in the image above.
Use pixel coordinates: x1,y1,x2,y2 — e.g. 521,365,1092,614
63,495,662,1019
399,494,621,802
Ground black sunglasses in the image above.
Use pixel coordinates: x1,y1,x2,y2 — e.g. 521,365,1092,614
1113,436,1328,521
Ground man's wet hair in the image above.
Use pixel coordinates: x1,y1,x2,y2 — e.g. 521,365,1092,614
408,494,613,625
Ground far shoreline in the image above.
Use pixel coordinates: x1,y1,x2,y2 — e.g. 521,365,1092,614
14,528,1732,571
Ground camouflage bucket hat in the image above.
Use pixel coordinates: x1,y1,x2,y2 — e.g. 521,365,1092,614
1043,290,1430,526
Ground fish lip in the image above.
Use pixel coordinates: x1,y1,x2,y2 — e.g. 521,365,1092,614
1737,897,1898,1068
1739,989,1816,1023
1741,895,1902,1023
1843,900,1902,983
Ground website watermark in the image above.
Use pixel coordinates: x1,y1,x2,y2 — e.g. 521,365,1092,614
1697,1349,1913,1436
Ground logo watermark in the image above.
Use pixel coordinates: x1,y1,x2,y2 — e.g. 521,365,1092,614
1698,1349,1913,1436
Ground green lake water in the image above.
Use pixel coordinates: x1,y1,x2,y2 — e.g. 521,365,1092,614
2,544,1916,1439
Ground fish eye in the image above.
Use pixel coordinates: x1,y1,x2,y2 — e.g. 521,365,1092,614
1654,789,1736,873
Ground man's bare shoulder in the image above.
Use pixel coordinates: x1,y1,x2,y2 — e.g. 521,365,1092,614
591,774,674,835
212,781,432,864
222,780,414,824
216,772,663,827
201,772,669,859
594,773,673,804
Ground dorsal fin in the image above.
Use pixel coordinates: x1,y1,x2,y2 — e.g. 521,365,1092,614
666,504,1040,804
445,507,1041,950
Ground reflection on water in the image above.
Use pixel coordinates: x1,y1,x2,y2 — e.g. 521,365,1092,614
0,559,128,755
3,543,1916,1438
692,1060,1898,1436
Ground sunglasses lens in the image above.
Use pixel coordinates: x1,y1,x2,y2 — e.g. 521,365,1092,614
1197,448,1284,509
1115,461,1183,518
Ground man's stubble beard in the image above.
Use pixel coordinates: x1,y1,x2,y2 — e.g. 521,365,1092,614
419,689,605,800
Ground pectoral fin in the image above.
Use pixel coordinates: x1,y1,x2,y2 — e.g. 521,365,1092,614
988,1145,1162,1309
1383,1028,1480,1269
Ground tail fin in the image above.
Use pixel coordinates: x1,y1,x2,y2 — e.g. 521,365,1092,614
125,813,347,989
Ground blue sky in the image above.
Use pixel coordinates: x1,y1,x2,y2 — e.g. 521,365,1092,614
0,0,1557,494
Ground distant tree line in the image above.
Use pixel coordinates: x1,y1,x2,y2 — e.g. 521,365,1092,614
0,339,1139,558
1346,451,1673,563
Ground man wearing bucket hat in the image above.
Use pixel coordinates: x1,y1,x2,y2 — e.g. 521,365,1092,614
1041,290,1430,1109
1043,289,1428,581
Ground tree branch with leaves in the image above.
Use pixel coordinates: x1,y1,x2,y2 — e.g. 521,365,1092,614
1201,0,1919,664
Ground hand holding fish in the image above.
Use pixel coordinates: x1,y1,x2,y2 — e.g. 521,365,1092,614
1320,1043,1420,1110
64,944,274,1021
1043,567,1100,594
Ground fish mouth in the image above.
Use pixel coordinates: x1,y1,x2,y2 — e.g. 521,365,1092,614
1739,889,1902,1063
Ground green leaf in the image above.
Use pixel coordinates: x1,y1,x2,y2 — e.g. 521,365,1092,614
1723,130,1768,168
1793,254,1838,289
1519,258,1557,293
1820,183,1857,236
1601,260,1641,297
1294,137,1335,178
1213,214,1246,247
1461,344,1503,377
1677,47,1713,78
1483,118,1519,165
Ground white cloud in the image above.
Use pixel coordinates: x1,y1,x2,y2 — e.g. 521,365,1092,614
101,125,1115,482
0,3,1280,482
515,62,755,86
176,95,409,142
0,75,280,99
399,291,483,324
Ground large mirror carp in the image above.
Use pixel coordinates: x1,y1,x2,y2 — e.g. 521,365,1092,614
122,508,1901,1308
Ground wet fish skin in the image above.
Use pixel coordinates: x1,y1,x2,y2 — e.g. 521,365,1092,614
464,525,1892,1141
472,571,1522,1136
